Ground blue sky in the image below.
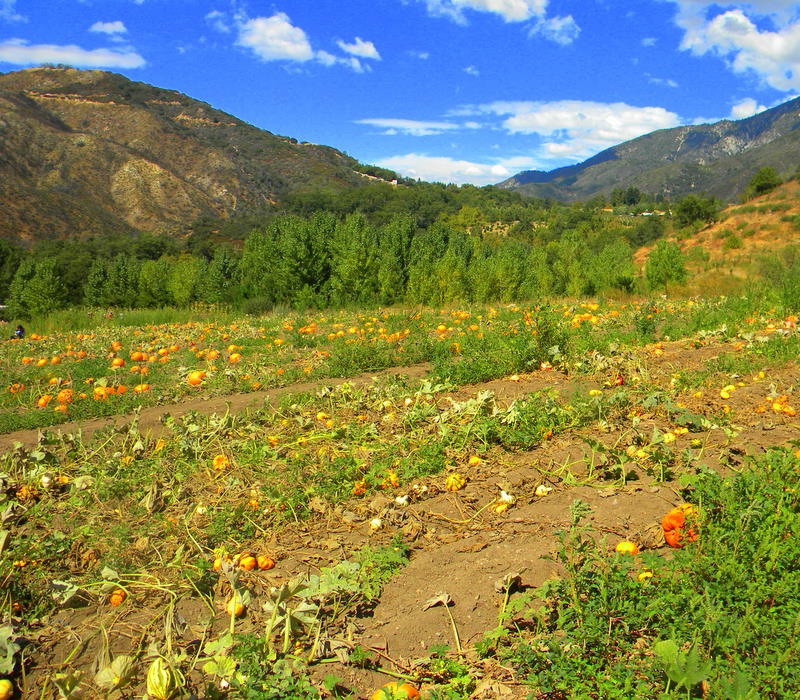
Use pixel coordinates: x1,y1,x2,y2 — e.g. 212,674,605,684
1,0,799,185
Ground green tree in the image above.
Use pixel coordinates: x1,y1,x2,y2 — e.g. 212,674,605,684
674,194,719,228
166,255,206,307
745,166,782,200
0,240,25,302
137,257,172,307
198,247,241,303
327,214,381,305
7,258,67,318
645,240,687,293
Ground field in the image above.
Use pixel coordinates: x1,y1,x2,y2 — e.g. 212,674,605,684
2,297,800,699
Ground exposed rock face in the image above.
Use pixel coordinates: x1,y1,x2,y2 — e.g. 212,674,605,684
500,96,800,202
0,67,361,242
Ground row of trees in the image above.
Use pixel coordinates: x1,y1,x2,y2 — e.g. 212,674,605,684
4,212,659,318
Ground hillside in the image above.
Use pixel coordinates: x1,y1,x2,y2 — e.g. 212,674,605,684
0,67,365,242
501,97,800,203
632,179,800,295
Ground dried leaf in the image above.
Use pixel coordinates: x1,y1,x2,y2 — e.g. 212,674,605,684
494,571,525,594
422,592,452,610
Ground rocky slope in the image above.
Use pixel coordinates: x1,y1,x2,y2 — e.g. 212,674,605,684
0,67,363,242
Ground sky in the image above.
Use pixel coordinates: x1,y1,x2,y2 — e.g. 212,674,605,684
1,0,799,186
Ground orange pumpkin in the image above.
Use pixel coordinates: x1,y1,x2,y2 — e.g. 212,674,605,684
370,682,420,700
257,555,276,571
109,588,126,606
661,504,698,548
238,555,257,571
187,370,206,386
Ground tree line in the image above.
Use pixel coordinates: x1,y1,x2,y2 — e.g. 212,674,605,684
0,176,724,319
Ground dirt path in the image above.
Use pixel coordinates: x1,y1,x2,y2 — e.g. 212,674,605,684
0,363,431,452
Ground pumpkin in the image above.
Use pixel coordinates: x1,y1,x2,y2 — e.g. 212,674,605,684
444,473,466,491
238,555,257,571
257,555,276,570
111,357,125,368
370,681,420,700
0,678,13,700
109,588,127,606
226,595,245,617
187,370,206,386
661,504,698,548
614,541,640,555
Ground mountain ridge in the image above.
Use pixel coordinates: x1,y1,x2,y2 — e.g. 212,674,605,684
0,67,364,242
499,96,800,202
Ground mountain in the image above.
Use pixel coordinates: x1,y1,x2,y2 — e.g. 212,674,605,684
0,67,365,242
500,97,800,202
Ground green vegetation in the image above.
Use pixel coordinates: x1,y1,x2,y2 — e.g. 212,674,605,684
744,166,782,200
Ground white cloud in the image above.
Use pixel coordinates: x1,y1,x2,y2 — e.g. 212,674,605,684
669,1,800,91
465,99,680,160
357,118,462,136
317,50,367,72
374,152,539,185
0,39,145,68
729,96,766,118
0,0,24,23
464,65,480,76
205,10,231,34
236,13,314,62
648,75,680,87
228,12,372,72
417,0,548,24
337,36,381,60
642,37,657,46
409,50,430,59
530,14,580,45
89,21,128,35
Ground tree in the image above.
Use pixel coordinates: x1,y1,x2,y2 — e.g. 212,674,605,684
166,255,206,307
198,247,241,304
8,258,67,318
674,194,719,228
137,258,172,307
745,167,781,200
645,240,687,293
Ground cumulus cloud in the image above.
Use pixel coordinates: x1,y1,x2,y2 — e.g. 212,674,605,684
642,37,657,46
0,38,145,68
89,21,128,35
236,13,314,62
357,118,462,136
462,99,680,160
337,37,381,60
207,10,375,72
729,96,767,118
417,0,548,24
374,152,539,185
464,65,480,76
668,1,800,91
530,14,580,45
0,0,24,23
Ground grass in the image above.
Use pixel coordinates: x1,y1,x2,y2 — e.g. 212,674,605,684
498,448,800,698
